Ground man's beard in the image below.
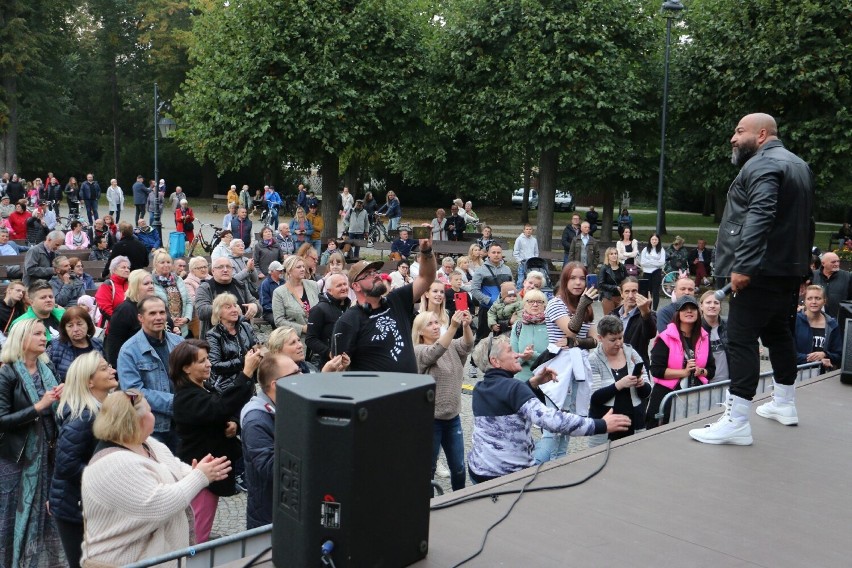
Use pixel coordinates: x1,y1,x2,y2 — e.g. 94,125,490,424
731,138,758,167
365,282,387,298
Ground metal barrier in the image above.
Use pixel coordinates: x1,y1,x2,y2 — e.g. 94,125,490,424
124,524,272,568
654,362,823,427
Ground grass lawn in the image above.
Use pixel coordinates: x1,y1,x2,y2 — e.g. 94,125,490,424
186,196,840,248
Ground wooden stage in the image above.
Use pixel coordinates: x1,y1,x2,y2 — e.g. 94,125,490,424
215,371,851,568
418,371,852,567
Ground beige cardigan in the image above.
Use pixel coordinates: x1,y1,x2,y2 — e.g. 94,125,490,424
81,437,209,567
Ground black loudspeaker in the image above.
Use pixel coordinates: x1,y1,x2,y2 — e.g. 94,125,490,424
841,318,852,385
836,301,852,340
273,372,435,567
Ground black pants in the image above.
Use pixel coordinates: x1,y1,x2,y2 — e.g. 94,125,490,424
647,269,662,310
55,518,83,568
645,383,675,430
135,204,146,223
727,275,800,400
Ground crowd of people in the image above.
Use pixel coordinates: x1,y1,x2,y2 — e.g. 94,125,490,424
0,136,844,566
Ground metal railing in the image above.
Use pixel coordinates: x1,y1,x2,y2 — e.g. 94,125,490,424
654,362,823,427
124,524,272,568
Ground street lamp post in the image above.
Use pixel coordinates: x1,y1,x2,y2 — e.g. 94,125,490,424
655,0,685,237
153,83,176,248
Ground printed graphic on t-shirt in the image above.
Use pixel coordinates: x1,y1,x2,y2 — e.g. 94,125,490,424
371,314,405,362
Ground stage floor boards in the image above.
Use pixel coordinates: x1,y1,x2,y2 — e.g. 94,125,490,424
418,372,852,568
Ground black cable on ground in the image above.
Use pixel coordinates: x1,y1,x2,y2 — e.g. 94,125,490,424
432,440,611,512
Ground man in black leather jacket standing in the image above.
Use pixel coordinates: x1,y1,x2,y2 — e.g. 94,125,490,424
690,113,814,446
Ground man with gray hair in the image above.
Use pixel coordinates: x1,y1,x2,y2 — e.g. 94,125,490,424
307,272,352,366
24,230,65,286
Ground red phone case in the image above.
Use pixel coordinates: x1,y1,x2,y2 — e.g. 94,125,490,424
454,292,468,312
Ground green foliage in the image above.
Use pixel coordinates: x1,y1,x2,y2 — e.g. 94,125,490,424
176,0,429,174
671,0,852,217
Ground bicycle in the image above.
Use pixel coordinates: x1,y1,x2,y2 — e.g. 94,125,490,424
367,215,390,246
57,213,89,232
186,223,223,256
661,269,689,298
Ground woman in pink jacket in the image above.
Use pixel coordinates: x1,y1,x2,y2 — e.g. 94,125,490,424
645,295,715,429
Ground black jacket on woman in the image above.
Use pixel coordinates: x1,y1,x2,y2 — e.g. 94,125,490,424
49,407,96,523
205,318,258,388
173,375,254,496
306,292,350,365
0,361,60,463
597,264,627,301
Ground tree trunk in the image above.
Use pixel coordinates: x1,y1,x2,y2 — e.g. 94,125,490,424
343,159,360,196
520,151,531,224
320,152,340,242
537,148,558,252
110,58,121,181
713,185,726,224
601,186,615,243
702,187,713,217
1,74,18,174
199,160,218,198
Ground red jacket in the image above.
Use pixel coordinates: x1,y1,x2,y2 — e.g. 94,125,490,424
7,211,31,240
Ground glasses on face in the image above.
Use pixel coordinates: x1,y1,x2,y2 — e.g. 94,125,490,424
213,265,232,271
356,270,378,283
97,363,113,372
526,300,545,305
279,369,302,379
194,264,209,270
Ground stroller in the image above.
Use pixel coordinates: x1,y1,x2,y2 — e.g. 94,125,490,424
523,257,554,299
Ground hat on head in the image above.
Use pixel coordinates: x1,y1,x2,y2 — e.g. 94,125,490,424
348,260,384,284
268,261,284,272
309,202,318,208
0,195,8,201
675,295,699,311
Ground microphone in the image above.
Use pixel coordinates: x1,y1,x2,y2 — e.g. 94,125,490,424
714,282,733,300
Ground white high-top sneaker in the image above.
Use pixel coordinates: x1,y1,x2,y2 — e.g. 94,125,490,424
755,382,798,425
689,390,753,445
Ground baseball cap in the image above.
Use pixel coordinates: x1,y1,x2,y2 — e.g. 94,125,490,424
675,295,699,311
268,261,284,272
348,260,384,284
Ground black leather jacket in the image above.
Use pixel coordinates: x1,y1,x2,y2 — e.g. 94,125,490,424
0,362,59,463
715,140,814,278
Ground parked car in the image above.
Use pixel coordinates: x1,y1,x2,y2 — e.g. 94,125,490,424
511,188,539,209
555,190,575,212
511,188,574,211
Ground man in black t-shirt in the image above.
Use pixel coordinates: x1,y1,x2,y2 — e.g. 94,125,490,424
333,234,436,372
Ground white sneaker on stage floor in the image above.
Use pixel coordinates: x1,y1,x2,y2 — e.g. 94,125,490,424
756,381,798,425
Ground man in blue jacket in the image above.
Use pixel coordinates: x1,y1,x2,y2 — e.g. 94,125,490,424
132,174,148,223
118,296,184,451
79,173,101,225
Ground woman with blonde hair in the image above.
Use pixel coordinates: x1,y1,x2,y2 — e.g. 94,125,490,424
420,280,450,334
151,249,193,337
467,243,484,271
0,318,64,567
82,390,229,566
289,207,313,245
413,308,473,490
272,254,319,342
206,293,260,389
267,326,348,373
597,246,626,315
184,256,211,301
50,352,117,568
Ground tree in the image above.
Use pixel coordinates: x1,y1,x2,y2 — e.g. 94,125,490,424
671,0,852,222
176,0,429,240
423,0,659,249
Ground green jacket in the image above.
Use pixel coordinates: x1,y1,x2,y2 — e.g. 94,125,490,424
11,306,66,341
